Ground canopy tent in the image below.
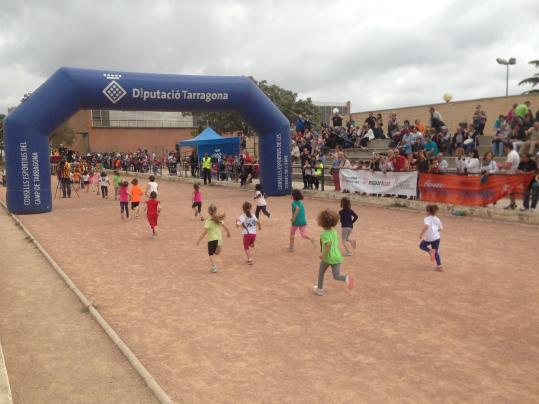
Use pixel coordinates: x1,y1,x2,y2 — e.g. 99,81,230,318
179,127,241,166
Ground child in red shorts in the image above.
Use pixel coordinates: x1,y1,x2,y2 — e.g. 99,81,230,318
236,201,261,265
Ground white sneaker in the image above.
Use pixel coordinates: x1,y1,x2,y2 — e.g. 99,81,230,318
313,286,324,296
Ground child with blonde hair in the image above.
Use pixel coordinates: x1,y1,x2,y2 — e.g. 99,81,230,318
197,204,231,273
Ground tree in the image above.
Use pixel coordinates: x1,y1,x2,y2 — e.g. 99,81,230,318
49,123,75,147
195,77,321,133
518,60,539,94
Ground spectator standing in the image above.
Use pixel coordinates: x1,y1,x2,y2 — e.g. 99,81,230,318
429,107,445,131
387,112,399,138
332,112,343,128
472,104,487,135
365,113,376,130
516,154,538,212
520,155,538,212
202,152,212,185
300,148,311,190
501,142,521,210
295,114,306,135
331,153,343,192
520,121,539,156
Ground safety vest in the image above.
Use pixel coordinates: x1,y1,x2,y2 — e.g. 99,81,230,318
315,163,323,177
202,157,211,169
61,162,70,178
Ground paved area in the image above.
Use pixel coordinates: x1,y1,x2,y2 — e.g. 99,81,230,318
3,178,538,403
0,206,157,404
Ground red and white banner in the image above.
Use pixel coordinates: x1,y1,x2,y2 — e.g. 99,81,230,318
340,169,418,197
419,173,535,206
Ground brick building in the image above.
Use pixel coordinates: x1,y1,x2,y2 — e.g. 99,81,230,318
351,93,539,133
67,109,195,154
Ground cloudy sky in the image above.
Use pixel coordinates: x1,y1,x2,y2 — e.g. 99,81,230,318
0,0,538,114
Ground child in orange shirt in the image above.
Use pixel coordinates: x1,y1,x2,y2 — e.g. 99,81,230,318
130,178,144,219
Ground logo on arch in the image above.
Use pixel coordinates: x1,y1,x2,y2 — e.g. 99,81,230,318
102,80,127,104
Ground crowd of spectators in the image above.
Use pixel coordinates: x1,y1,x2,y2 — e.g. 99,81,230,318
49,143,260,189
291,101,538,209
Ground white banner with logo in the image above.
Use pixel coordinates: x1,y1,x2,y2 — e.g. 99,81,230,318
340,169,418,197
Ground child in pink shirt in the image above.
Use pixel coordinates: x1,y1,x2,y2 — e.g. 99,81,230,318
118,181,130,220
192,183,204,220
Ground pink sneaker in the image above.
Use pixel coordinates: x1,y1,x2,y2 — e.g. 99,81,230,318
346,275,355,290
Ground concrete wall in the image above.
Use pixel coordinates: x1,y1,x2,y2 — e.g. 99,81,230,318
351,93,539,133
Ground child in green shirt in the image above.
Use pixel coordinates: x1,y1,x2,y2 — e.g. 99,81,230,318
288,189,314,252
112,171,122,200
313,209,355,296
197,204,231,273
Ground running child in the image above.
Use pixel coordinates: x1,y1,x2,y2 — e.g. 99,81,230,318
192,183,204,220
118,181,130,220
144,191,161,236
130,178,144,218
146,175,159,197
313,209,355,296
73,167,81,191
82,171,90,193
112,171,122,200
254,183,271,219
99,172,110,199
288,189,314,252
236,201,261,265
419,204,443,271
339,197,358,256
92,170,100,194
196,204,231,273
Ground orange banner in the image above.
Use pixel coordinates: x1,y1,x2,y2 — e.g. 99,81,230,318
419,173,535,206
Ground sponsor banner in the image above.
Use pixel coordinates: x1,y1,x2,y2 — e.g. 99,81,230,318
340,169,418,197
418,173,535,206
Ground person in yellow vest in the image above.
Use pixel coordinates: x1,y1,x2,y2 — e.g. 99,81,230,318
202,153,212,185
313,159,324,190
57,159,72,198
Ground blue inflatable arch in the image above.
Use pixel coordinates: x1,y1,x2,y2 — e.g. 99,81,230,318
4,68,291,214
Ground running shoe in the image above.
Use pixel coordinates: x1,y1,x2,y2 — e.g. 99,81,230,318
346,275,355,290
211,266,218,273
313,286,324,296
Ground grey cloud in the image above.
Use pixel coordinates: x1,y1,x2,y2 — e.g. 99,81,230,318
0,0,537,113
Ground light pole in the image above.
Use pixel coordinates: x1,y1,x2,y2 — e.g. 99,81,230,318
496,57,516,96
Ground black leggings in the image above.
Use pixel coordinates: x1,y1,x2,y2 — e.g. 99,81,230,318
101,186,108,198
255,205,270,219
120,202,129,217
